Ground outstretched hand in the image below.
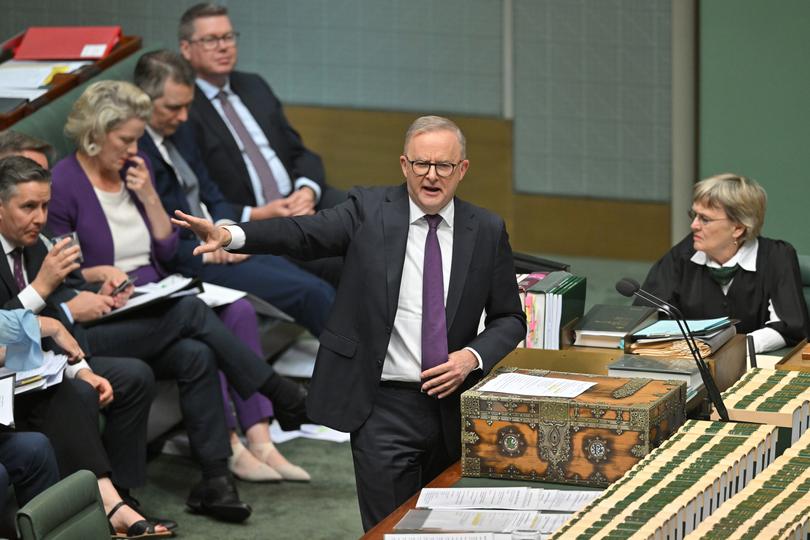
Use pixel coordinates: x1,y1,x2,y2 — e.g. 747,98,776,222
171,210,232,256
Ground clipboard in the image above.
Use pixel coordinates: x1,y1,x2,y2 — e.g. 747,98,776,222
15,26,121,60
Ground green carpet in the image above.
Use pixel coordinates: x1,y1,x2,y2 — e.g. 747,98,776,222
134,439,364,539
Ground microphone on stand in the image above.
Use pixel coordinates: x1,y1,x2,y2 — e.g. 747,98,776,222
615,277,729,421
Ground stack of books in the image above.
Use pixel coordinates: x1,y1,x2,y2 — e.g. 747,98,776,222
629,317,736,358
551,420,779,539
518,271,586,350
689,427,810,539
711,368,810,443
572,304,658,349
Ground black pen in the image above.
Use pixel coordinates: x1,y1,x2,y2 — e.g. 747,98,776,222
110,276,137,296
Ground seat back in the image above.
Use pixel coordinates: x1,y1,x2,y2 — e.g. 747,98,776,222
16,470,108,540
798,254,810,321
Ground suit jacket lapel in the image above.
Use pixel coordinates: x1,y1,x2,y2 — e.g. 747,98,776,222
22,241,47,289
446,199,478,330
0,248,16,295
382,185,410,324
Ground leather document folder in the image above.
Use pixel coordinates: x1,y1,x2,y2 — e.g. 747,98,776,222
15,26,121,60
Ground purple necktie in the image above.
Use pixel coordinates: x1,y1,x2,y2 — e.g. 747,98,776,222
11,248,26,291
216,90,282,202
421,214,448,371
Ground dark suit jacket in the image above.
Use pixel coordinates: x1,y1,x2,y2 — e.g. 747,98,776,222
237,184,526,455
0,234,91,354
187,71,326,214
140,125,238,277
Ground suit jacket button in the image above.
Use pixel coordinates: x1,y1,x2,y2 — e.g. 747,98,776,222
377,360,383,367
385,326,392,334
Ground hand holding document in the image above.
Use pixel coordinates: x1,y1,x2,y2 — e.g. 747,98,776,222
477,372,595,398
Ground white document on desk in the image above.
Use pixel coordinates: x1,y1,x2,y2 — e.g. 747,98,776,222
417,488,532,510
526,489,601,512
478,372,595,398
385,534,495,540
0,374,15,427
395,509,542,533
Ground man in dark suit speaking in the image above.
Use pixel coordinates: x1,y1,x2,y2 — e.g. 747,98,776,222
173,116,527,530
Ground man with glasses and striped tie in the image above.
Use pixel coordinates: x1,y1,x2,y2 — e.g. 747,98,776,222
172,115,527,531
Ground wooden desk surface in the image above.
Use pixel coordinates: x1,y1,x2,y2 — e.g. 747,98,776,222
497,336,746,392
360,339,746,539
776,339,810,372
360,463,462,540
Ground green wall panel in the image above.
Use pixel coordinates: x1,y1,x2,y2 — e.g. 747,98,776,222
699,0,810,253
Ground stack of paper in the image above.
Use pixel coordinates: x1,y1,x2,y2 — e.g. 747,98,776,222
0,351,67,394
0,59,90,100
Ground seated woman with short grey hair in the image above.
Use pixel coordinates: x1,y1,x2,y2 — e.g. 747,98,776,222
638,173,810,354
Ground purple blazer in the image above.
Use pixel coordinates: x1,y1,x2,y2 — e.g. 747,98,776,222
48,152,179,285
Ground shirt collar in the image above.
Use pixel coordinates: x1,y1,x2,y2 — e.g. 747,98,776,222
407,196,455,230
690,237,758,272
144,125,164,147
0,234,19,257
197,77,232,101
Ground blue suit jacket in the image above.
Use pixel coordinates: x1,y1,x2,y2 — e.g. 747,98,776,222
139,123,239,277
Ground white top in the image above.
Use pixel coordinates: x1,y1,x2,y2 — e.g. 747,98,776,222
690,238,785,353
196,77,322,222
93,185,151,272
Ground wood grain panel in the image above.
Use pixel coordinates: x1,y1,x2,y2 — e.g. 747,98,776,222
286,106,513,227
512,193,671,261
286,105,670,261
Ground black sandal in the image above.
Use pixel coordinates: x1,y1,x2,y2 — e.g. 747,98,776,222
120,492,178,530
107,500,175,539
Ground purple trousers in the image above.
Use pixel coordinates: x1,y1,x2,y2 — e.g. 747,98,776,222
216,299,274,431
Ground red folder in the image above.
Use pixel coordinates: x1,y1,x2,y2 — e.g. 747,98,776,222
14,26,121,60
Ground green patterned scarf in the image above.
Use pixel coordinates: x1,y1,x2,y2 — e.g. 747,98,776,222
708,264,740,287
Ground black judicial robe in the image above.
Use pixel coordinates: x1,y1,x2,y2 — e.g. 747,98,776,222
638,235,810,347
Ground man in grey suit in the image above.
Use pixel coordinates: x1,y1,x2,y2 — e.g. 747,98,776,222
173,116,527,530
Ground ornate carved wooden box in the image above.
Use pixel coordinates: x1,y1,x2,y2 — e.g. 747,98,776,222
461,367,686,487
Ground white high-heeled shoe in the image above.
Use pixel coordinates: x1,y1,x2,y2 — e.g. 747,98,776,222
229,440,283,482
249,441,311,482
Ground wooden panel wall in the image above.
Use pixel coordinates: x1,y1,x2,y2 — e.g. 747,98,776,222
286,106,670,261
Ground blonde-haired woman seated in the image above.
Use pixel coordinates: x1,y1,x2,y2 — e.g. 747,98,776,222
48,80,309,521
639,173,810,354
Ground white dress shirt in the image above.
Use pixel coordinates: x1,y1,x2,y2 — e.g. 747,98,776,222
224,197,482,382
691,238,786,353
196,78,322,222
